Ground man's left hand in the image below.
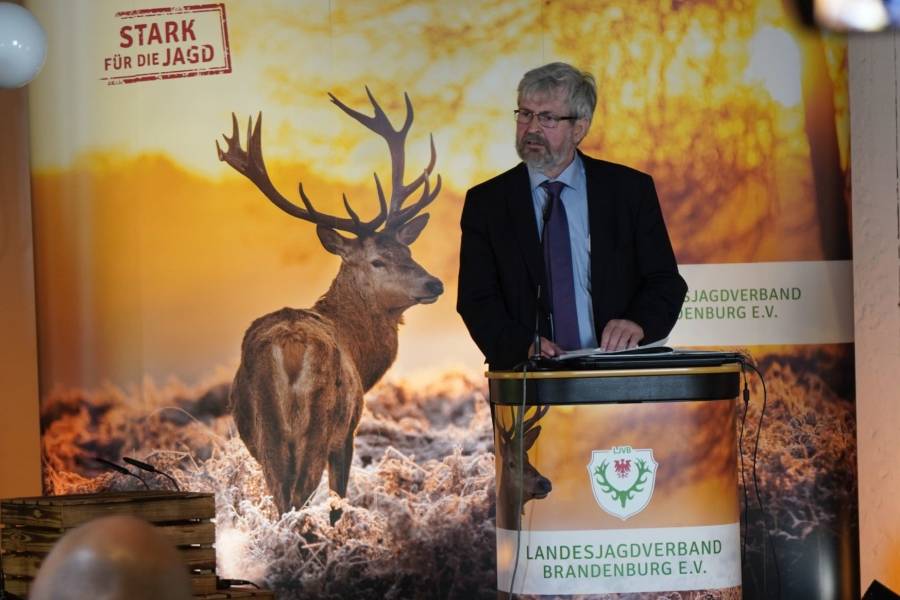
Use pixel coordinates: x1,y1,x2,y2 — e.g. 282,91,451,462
600,319,644,352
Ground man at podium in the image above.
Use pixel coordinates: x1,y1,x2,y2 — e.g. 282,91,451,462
457,62,687,369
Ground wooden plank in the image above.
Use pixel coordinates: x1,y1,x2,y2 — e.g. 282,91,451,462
194,591,275,599
2,546,214,577
155,521,216,546
2,491,210,505
0,553,219,578
3,577,275,600
231,590,273,598
2,526,63,553
1,552,44,577
191,573,218,595
3,575,274,599
2,520,215,553
1,502,62,528
4,576,30,597
180,545,216,570
1,492,214,528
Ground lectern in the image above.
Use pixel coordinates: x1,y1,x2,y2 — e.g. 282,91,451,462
489,350,743,597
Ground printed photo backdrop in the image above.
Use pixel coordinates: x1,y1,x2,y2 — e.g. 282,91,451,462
27,0,854,598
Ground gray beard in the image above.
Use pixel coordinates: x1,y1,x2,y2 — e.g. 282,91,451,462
516,133,564,174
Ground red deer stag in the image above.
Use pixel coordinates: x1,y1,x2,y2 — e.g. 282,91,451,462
495,404,552,530
216,89,443,517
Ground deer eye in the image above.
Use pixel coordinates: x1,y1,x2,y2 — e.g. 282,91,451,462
370,259,386,268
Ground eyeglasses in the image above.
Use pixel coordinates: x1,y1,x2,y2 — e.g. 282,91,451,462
514,109,578,128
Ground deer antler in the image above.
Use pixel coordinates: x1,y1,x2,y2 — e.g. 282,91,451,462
216,112,387,236
593,459,653,508
521,404,549,433
497,404,549,444
328,87,442,232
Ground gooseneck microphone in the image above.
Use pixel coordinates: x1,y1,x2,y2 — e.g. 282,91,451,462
531,193,555,362
542,188,554,223
531,284,543,361
123,456,181,491
93,457,150,490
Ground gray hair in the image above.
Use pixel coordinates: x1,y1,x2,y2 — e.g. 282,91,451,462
517,62,597,123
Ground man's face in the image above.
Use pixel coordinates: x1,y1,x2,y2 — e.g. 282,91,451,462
515,90,588,178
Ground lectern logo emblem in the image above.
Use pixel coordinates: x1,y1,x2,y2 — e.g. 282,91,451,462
587,446,658,520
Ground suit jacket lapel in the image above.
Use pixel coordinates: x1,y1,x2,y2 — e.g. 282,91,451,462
506,163,545,290
583,153,616,311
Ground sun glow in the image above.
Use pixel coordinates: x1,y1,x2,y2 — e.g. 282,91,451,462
744,26,803,107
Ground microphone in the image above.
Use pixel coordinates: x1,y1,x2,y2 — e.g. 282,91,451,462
542,192,554,224
123,456,181,491
93,457,150,490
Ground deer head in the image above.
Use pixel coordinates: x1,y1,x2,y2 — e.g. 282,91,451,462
215,87,443,310
496,404,552,515
316,218,440,312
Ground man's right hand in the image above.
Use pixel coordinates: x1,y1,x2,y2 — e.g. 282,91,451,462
528,336,563,359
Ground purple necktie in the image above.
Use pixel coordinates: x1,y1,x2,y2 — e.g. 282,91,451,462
540,180,580,350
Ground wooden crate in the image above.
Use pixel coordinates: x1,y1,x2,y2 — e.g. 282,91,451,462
3,574,241,598
0,491,225,598
195,590,276,599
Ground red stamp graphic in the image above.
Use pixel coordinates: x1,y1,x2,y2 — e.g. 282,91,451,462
101,3,231,85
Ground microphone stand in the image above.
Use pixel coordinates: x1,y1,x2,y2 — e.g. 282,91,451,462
531,285,543,361
531,195,555,362
512,193,559,596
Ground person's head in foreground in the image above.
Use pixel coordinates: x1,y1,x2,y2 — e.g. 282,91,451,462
29,515,192,600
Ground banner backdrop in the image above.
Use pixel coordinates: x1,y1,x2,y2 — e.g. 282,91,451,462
28,1,855,598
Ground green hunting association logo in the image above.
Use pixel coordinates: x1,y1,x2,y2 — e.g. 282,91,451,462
587,446,658,520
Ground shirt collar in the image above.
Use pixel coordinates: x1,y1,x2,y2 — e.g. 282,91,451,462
527,152,584,194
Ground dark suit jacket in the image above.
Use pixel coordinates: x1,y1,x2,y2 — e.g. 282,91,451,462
457,151,687,369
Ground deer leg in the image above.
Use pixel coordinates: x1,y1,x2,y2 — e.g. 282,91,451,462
259,416,325,514
282,430,327,514
327,432,355,524
327,431,355,497
232,379,296,514
271,443,298,514
247,433,296,514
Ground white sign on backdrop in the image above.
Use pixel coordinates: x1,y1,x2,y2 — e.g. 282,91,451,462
669,260,853,346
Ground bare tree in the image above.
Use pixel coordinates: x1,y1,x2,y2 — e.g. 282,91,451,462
216,89,443,519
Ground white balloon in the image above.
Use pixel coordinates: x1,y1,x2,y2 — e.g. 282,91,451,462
0,2,47,88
